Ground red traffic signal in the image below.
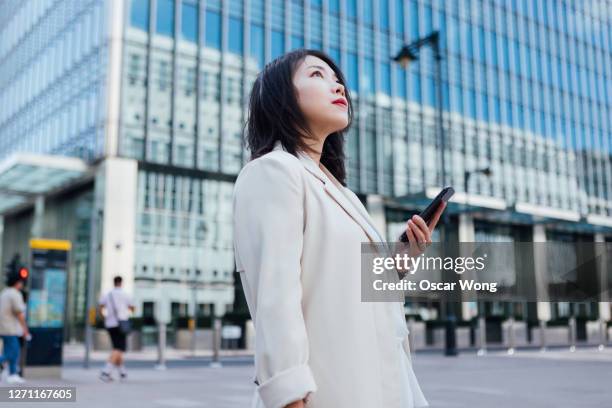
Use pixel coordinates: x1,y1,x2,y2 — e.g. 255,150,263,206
19,267,28,279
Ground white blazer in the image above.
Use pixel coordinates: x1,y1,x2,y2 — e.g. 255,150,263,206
233,140,428,408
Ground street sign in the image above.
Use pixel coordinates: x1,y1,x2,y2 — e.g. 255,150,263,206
221,325,242,340
25,238,71,370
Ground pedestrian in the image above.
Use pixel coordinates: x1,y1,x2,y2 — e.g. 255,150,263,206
97,276,135,382
233,49,446,408
0,269,31,383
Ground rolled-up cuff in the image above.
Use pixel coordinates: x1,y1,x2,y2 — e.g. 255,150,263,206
257,364,317,408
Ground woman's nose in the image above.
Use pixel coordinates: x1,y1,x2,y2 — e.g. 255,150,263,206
334,83,345,96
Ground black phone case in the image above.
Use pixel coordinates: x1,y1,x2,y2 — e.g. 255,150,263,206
398,187,454,242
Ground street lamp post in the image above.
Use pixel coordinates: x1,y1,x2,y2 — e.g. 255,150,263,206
84,209,102,369
393,30,459,356
393,31,446,189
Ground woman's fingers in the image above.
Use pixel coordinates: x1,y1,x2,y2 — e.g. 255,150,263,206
411,215,432,243
406,222,418,253
408,220,427,251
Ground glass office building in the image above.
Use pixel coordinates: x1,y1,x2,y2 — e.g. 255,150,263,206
1,0,611,340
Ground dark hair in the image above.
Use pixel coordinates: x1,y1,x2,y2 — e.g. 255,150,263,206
114,276,123,286
6,272,25,287
244,48,354,186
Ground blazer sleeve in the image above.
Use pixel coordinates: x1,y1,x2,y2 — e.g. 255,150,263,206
232,156,316,408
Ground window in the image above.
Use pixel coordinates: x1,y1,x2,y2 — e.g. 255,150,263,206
480,91,489,121
423,4,432,33
346,0,357,19
380,62,391,95
291,35,303,50
181,2,198,42
228,17,243,54
411,70,421,102
130,0,149,31
380,0,389,30
143,302,155,319
425,75,435,106
156,0,174,37
205,10,221,49
272,30,284,59
329,47,340,66
363,0,373,25
395,65,406,99
250,24,264,68
394,0,404,34
347,53,358,92
410,0,419,39
329,0,340,14
362,58,374,95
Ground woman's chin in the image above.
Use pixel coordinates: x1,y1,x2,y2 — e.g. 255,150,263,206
325,116,349,133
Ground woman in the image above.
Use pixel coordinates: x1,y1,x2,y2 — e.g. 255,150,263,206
233,49,446,408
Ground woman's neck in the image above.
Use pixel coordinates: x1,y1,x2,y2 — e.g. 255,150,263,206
303,137,326,165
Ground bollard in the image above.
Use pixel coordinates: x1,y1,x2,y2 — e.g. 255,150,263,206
568,316,576,353
598,319,606,351
210,318,222,368
507,316,515,355
155,321,167,370
539,320,547,352
477,316,487,356
189,317,197,356
444,314,458,356
407,317,415,352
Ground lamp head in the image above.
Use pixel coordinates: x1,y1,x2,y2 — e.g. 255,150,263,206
392,46,419,69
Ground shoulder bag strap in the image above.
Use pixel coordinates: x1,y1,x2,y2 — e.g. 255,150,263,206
108,290,120,322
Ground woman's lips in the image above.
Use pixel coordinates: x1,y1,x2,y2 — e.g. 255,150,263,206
332,99,347,108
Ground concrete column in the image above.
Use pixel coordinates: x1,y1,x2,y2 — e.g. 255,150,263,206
30,196,45,238
459,214,477,321
594,232,610,349
366,194,387,241
458,213,475,242
533,224,550,321
103,0,125,157
98,158,137,295
533,224,551,351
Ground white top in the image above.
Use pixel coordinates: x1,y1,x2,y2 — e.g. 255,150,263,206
0,287,26,336
234,141,429,408
99,287,134,328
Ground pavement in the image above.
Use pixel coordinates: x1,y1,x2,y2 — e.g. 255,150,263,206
2,345,611,407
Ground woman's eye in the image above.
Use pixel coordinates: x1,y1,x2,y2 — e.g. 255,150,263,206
312,71,323,77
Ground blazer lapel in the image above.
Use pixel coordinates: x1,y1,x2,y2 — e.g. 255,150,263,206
271,141,382,243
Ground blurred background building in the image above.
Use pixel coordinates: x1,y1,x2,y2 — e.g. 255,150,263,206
0,0,611,345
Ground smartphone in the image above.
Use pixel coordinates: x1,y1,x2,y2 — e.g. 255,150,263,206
399,186,454,242
419,186,455,224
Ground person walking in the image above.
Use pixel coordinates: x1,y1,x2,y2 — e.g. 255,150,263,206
97,276,135,382
0,269,30,383
233,49,445,408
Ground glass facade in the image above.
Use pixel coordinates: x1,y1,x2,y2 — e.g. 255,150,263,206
117,0,612,217
1,0,611,329
0,0,108,162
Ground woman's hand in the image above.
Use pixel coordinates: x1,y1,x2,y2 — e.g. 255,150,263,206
403,201,447,258
284,392,311,408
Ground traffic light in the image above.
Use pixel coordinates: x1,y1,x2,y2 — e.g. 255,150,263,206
4,253,28,285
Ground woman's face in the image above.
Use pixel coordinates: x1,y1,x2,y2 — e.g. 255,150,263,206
293,55,348,140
